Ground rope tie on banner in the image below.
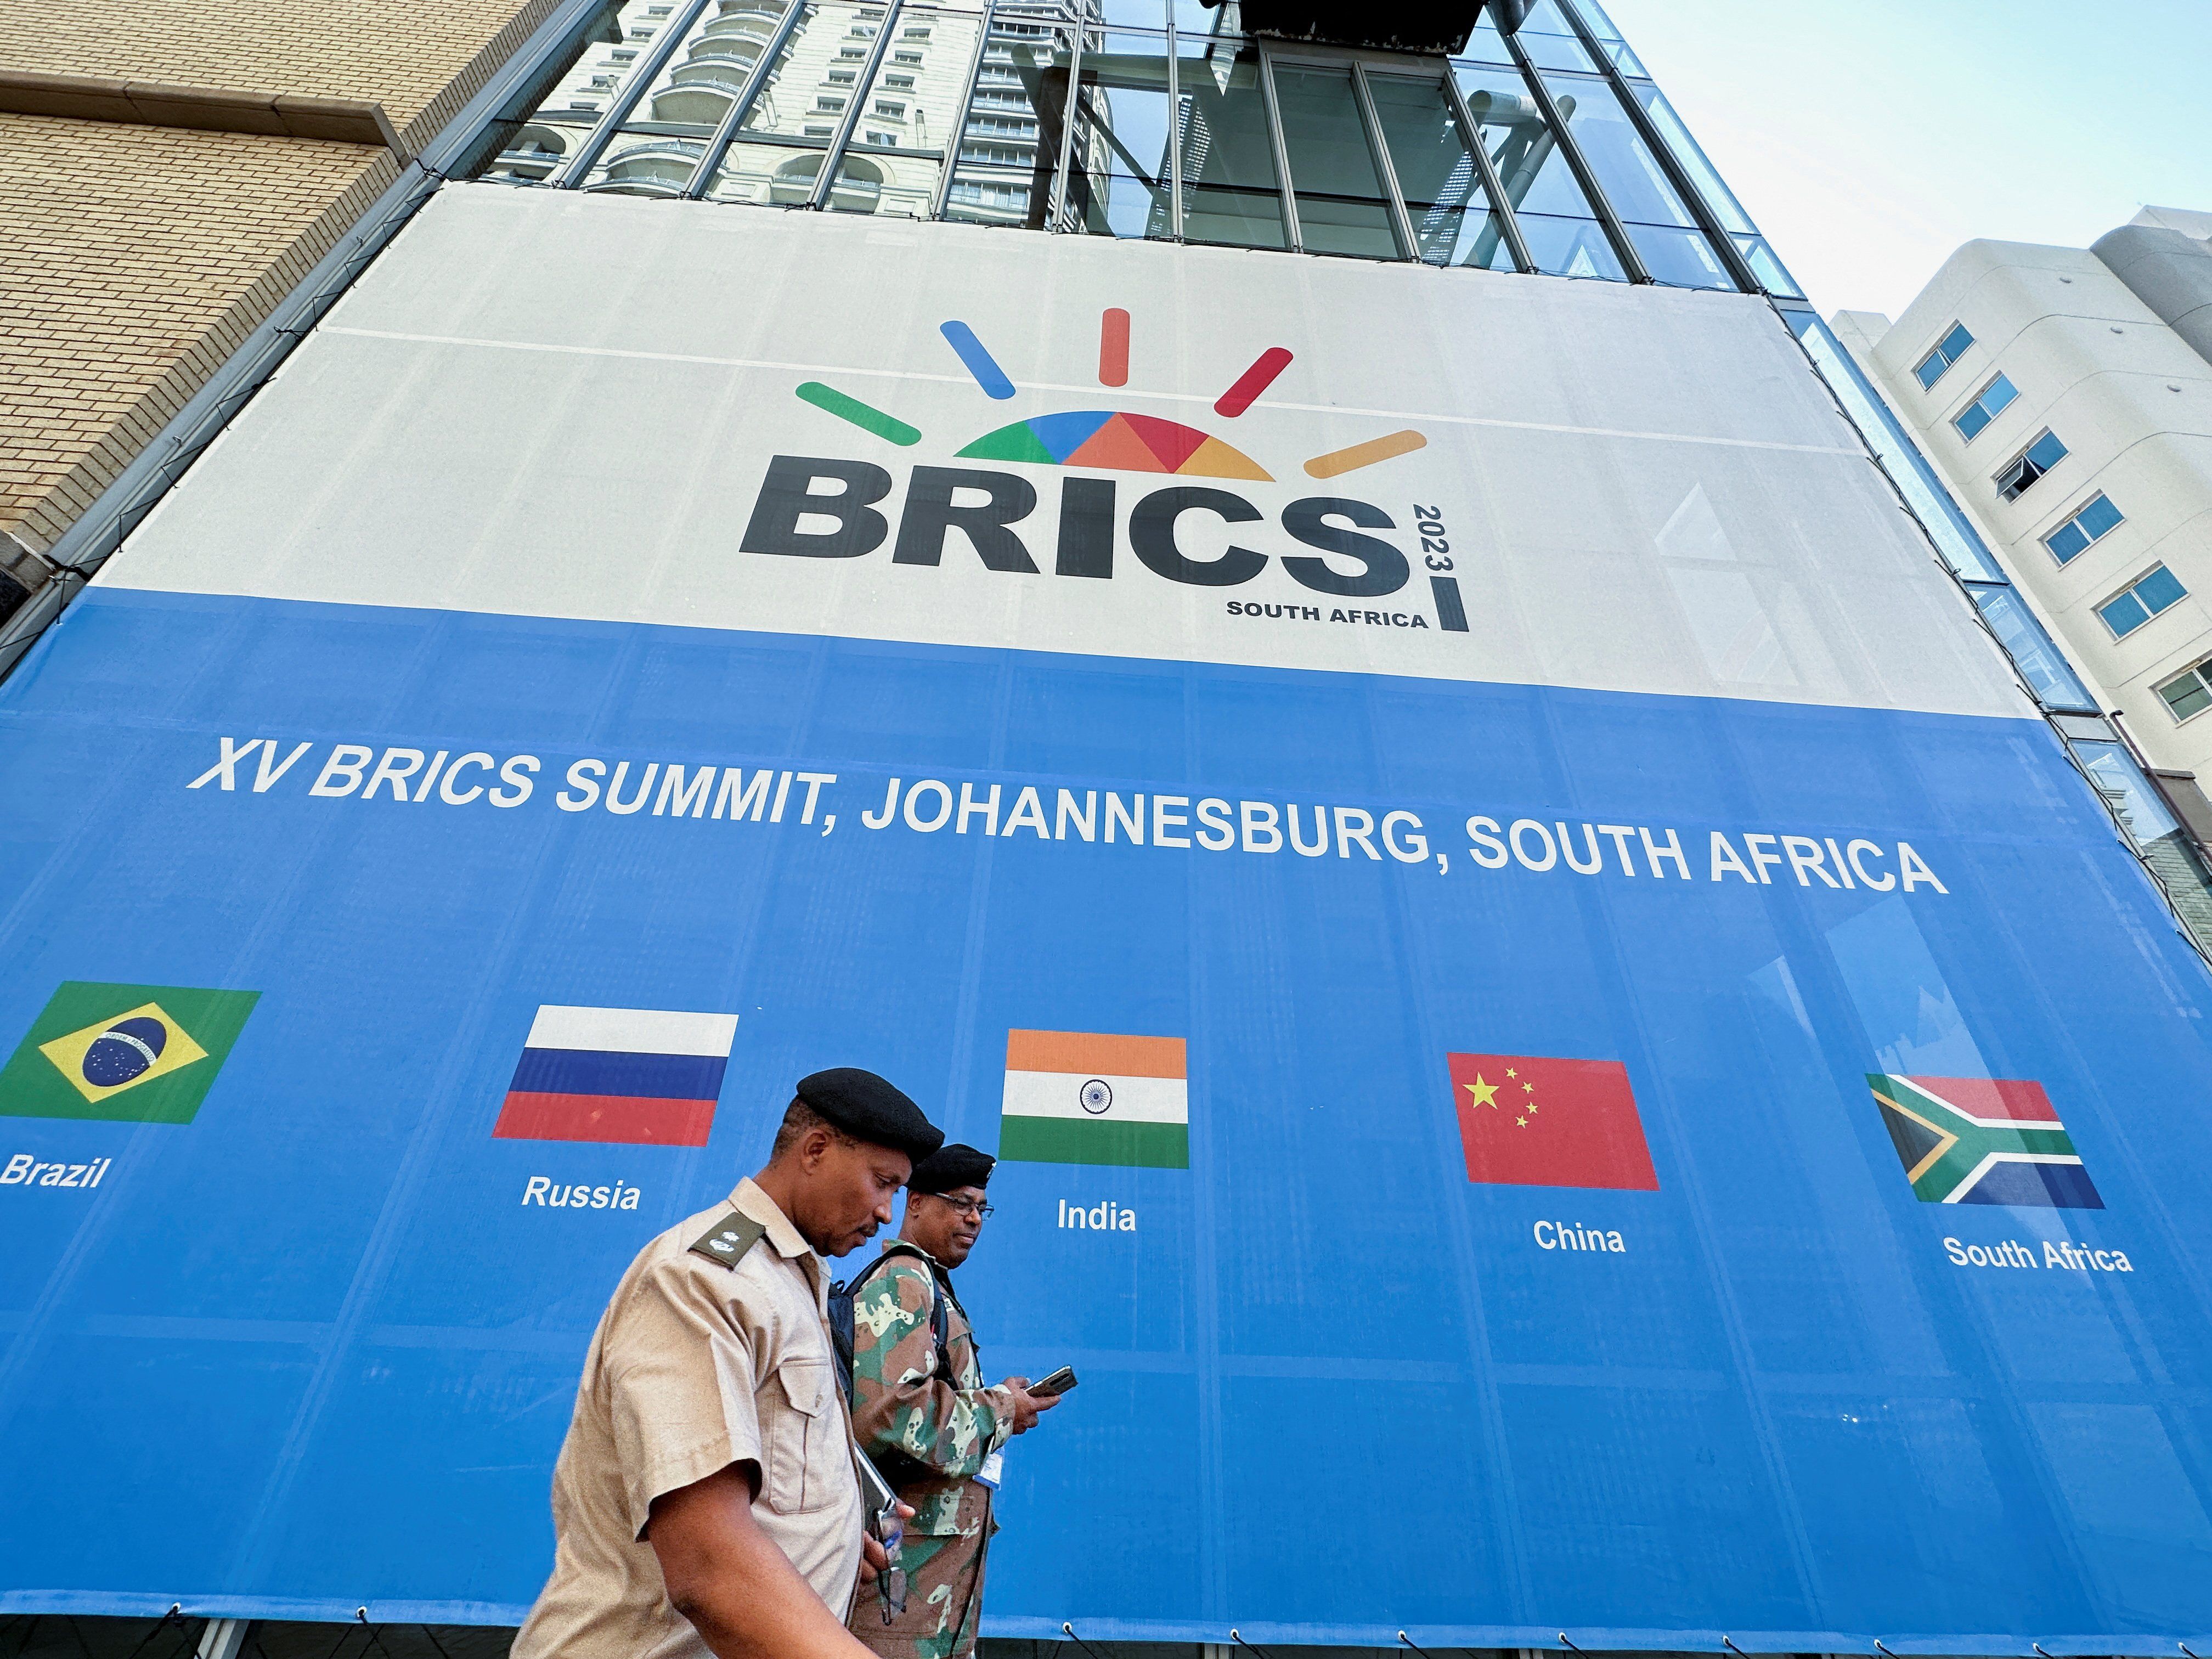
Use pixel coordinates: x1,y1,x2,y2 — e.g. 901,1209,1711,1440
1721,1638,1751,1659
1873,1643,1899,1658
1230,1628,1281,1659
1558,1637,1586,1655
2179,1645,2199,1658
1060,1623,1113,1659
1397,1630,1443,1659
121,1605,189,1659
2033,1645,2055,1657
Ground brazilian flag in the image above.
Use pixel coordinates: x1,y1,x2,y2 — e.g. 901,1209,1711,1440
0,982,259,1125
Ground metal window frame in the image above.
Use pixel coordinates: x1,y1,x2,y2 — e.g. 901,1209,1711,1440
810,0,907,206
928,0,1000,217
1551,0,1757,291
1438,65,1535,273
553,0,723,187
1253,43,1304,252
1347,61,1420,261
1045,4,1088,229
681,0,818,196
1498,27,1647,283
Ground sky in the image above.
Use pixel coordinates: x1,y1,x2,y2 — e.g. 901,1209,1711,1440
1598,0,2212,321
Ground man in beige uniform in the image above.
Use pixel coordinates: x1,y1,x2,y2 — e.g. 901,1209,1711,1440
514,1068,944,1659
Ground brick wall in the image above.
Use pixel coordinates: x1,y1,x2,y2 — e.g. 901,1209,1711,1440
0,0,561,555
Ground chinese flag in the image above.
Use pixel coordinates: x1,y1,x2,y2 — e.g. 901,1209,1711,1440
1447,1053,1658,1190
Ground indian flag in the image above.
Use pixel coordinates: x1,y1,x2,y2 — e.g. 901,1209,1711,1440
1000,1030,1188,1169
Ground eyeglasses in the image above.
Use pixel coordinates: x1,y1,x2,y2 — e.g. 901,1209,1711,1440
926,1195,994,1220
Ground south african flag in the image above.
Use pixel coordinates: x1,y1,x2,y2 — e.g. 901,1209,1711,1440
1869,1074,2102,1209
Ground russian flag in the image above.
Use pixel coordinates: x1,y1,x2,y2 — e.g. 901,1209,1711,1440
493,1005,738,1146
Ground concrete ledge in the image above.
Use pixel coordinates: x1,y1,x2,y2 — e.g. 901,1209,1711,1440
0,69,403,153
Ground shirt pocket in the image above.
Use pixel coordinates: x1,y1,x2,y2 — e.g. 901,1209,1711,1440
764,1356,835,1514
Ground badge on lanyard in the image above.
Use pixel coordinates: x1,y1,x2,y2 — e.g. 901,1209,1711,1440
974,1449,1004,1491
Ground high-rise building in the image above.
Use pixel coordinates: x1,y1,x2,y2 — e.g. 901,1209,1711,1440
1832,209,2212,788
5,1,2212,1654
1832,207,2212,930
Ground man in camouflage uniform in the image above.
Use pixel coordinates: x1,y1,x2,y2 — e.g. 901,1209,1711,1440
845,1144,1058,1659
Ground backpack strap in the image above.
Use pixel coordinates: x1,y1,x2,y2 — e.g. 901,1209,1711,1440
854,1243,953,1378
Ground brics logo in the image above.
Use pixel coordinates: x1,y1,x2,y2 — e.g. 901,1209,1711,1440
747,309,1469,629
0,982,259,1124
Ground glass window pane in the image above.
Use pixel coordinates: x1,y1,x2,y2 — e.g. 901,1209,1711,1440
1454,63,1623,280
1969,585,2096,709
2100,592,2151,636
1365,73,1513,269
1271,65,1402,259
1955,402,1992,442
2027,430,2069,470
2137,565,2187,614
1915,351,1950,391
1733,234,1803,298
2161,672,2212,722
1176,43,1286,249
1532,71,1735,289
1622,83,1750,235
1939,321,1974,360
2045,521,2090,564
2078,493,2125,540
940,15,1072,227
1980,374,2018,420
1064,30,1175,238
1510,0,1598,71
2074,739,2183,841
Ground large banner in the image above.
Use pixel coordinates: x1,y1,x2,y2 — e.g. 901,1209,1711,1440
3,186,2210,1650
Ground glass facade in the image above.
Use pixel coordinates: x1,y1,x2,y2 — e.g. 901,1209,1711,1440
472,0,1781,290
461,0,2212,953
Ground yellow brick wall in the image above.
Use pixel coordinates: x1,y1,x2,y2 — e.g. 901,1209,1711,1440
0,0,563,553
0,0,560,148
0,116,396,550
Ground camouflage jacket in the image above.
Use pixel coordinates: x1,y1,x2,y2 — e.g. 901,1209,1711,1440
848,1246,1014,1536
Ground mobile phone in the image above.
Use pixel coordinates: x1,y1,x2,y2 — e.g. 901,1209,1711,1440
1031,1365,1079,1397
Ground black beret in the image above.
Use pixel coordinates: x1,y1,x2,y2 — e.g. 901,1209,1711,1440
908,1143,994,1195
796,1068,943,1161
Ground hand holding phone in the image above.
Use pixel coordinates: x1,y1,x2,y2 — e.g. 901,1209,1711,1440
1030,1365,1079,1398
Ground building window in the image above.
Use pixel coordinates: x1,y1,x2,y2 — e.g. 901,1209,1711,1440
839,44,867,57
2158,661,2212,723
866,129,896,145
828,69,855,82
902,25,930,38
804,123,835,136
884,73,915,88
1997,430,2068,501
2043,493,2125,565
875,100,905,116
2096,565,2187,639
815,95,846,110
1915,321,1974,390
611,48,636,60
894,49,922,62
1953,373,2018,442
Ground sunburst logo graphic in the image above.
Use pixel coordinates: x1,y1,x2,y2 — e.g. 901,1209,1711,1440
793,309,1428,482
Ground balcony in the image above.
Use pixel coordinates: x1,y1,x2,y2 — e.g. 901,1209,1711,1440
590,139,704,195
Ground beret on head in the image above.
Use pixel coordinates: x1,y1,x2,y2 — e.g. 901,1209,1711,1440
795,1068,943,1162
907,1142,995,1195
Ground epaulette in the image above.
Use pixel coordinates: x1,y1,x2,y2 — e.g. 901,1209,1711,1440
689,1212,767,1268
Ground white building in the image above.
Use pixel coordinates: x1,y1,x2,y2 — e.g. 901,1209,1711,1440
1833,207,2212,803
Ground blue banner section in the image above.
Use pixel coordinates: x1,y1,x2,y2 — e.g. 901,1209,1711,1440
2,588,2210,1650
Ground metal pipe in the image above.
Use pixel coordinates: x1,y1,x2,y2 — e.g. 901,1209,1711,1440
1500,27,1648,282
810,0,906,208
1348,62,1418,261
680,0,817,198
927,0,1000,218
1441,69,1534,273
1254,43,1302,253
1550,0,1760,291
554,0,722,188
